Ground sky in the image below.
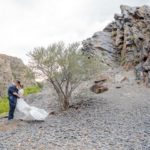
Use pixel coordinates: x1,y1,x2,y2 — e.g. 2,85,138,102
0,0,150,64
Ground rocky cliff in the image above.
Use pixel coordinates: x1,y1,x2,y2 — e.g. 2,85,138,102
0,54,35,96
82,5,150,69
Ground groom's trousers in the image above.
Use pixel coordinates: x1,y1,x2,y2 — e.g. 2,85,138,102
8,96,17,120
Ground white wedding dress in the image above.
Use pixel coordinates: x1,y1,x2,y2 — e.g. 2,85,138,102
16,89,49,121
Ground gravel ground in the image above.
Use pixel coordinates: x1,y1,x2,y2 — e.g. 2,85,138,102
0,74,150,150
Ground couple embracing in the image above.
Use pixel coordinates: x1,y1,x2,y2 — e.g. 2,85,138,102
8,80,48,121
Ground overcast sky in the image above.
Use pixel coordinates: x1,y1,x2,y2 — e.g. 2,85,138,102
0,0,149,64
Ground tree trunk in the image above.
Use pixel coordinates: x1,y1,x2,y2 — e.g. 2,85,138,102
58,94,70,111
63,97,69,110
49,79,70,111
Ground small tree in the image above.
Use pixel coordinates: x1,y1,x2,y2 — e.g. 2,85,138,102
29,42,101,110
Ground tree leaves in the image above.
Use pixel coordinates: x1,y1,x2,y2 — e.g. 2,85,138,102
28,42,102,110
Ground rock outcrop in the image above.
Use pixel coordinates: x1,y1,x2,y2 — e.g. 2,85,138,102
82,5,150,69
0,54,35,96
90,78,108,94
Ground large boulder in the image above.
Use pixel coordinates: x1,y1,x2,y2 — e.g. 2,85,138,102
82,31,116,66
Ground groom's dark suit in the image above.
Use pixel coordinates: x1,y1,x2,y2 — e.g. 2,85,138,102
8,85,18,120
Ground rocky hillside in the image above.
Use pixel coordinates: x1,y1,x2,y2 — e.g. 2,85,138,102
0,54,35,96
82,5,150,69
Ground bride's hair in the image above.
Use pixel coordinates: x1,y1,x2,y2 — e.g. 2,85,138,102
20,84,24,89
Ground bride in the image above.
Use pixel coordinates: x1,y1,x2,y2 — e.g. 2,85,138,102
16,84,49,121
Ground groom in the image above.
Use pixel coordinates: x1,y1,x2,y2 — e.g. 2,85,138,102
7,80,21,120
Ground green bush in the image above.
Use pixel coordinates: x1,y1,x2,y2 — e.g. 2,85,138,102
0,97,9,114
24,85,41,96
0,85,41,115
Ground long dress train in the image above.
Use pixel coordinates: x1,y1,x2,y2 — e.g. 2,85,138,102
16,89,48,120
